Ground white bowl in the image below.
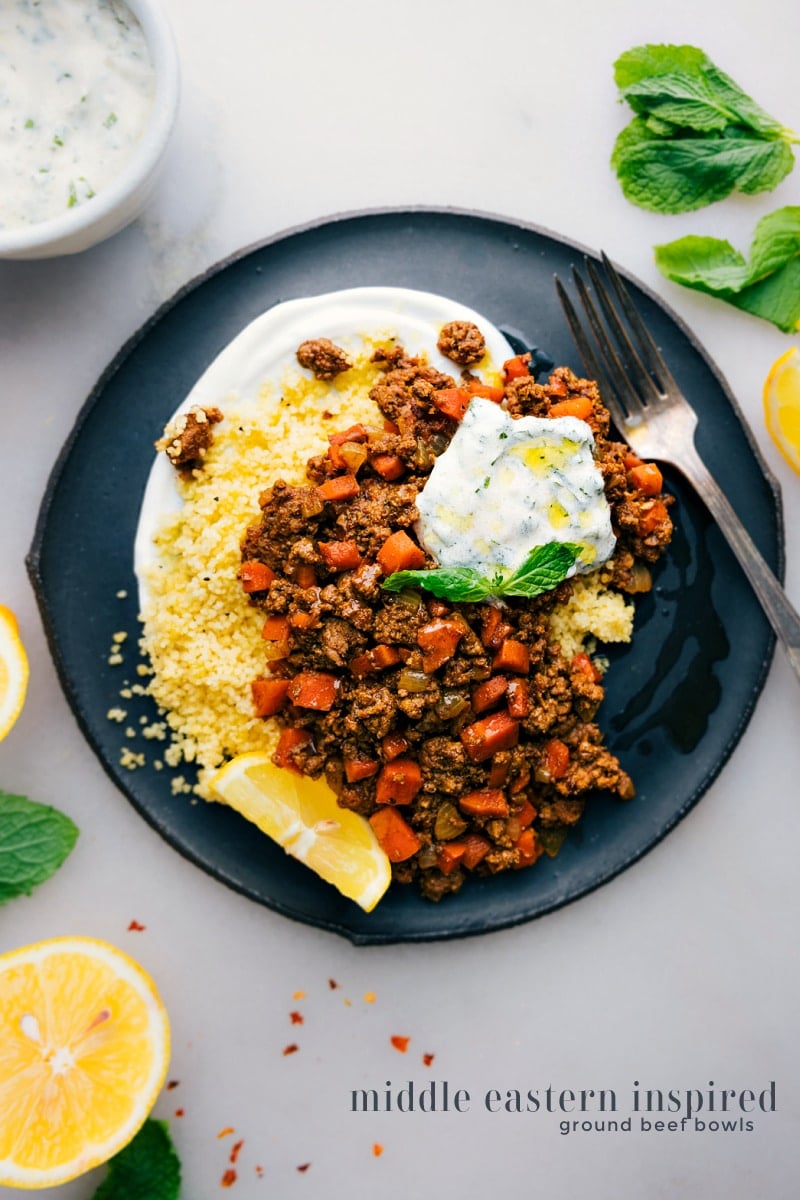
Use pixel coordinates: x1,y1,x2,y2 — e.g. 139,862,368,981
0,0,180,261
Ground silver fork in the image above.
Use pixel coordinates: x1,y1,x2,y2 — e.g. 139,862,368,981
555,252,800,684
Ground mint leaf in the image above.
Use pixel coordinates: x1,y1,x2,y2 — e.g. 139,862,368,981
655,207,800,332
382,543,580,603
0,791,78,905
612,44,798,212
92,1119,181,1200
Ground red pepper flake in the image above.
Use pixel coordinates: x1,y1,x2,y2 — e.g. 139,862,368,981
372,1143,384,1157
230,1139,244,1165
290,1011,304,1025
217,1127,235,1140
255,1165,264,1178
127,920,146,931
174,1108,185,1118
292,990,306,1000
328,978,340,989
296,1163,311,1173
221,1168,237,1188
283,1043,299,1056
390,1035,410,1053
166,1079,180,1090
422,1053,435,1067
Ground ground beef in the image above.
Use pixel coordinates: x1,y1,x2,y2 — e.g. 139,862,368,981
156,405,223,473
437,320,486,365
296,338,353,380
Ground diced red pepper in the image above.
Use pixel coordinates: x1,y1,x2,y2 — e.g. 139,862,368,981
273,728,312,773
471,675,508,714
461,833,491,870
506,678,531,718
572,652,602,684
344,757,380,783
349,653,375,678
293,565,317,588
251,678,290,717
488,757,510,788
371,453,405,480
436,842,467,875
503,354,532,381
515,798,537,829
318,474,360,502
432,387,472,421
318,540,363,572
460,711,520,762
376,758,423,805
371,644,401,670
241,561,276,592
509,767,531,796
369,807,421,862
515,828,543,869
629,462,664,496
466,379,505,402
329,424,369,445
548,395,593,421
382,733,410,761
544,738,570,780
261,615,291,641
492,639,530,674
639,498,669,535
287,672,339,711
326,442,347,472
458,788,510,818
416,619,464,672
377,530,426,575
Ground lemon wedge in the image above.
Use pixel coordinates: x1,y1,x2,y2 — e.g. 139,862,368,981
210,752,391,912
0,936,170,1189
0,605,29,742
764,346,800,475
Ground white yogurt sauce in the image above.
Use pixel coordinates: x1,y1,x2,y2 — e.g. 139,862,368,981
416,397,616,576
0,0,155,230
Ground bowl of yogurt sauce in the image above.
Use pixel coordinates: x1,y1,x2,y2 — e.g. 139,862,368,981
0,0,179,259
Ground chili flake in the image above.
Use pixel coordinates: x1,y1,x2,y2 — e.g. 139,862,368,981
290,1011,304,1025
372,1143,384,1157
390,1035,410,1053
217,1127,235,1139
363,991,376,1003
127,920,146,931
292,990,306,1000
283,1043,299,1056
423,1053,435,1067
230,1140,244,1165
174,1108,184,1118
221,1168,237,1187
328,978,340,989
297,1163,311,1173
166,1079,180,1090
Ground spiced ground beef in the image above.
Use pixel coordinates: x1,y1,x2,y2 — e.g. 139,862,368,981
239,338,674,901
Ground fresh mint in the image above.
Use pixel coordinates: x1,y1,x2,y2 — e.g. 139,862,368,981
0,790,78,906
612,44,798,212
654,206,800,333
382,542,581,603
91,1119,181,1200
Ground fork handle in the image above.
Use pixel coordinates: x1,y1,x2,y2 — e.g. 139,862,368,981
681,444,800,683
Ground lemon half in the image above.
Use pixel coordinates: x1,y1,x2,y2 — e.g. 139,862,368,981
210,753,391,912
0,605,29,742
764,346,800,475
0,936,170,1189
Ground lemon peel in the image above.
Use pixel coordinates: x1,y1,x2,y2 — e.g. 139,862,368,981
0,605,29,741
764,347,800,475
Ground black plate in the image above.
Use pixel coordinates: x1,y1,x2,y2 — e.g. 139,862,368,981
28,208,782,944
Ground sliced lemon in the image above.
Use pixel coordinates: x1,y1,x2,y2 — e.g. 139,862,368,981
764,346,800,475
0,605,30,742
210,752,391,912
0,936,170,1190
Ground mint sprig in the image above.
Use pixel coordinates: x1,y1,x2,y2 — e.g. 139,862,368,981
0,790,78,905
612,44,798,213
382,543,581,603
92,1119,181,1200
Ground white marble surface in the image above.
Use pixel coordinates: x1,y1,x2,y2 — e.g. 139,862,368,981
1,1,799,1196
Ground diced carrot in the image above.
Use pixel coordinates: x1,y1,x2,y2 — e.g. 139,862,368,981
461,833,491,870
458,788,510,818
416,619,464,672
251,678,290,717
371,453,405,480
436,842,467,875
515,828,543,869
273,728,312,773
326,443,347,472
261,615,291,641
287,672,339,711
329,424,369,445
549,395,593,421
241,561,276,592
480,606,513,650
432,387,472,421
383,418,400,434
376,758,423,805
639,498,669,534
515,798,537,829
344,758,380,783
466,380,505,402
371,644,401,670
488,757,510,788
493,639,530,674
509,767,531,795
506,678,531,718
289,610,317,631
318,474,360,502
471,675,508,714
629,462,664,496
460,711,520,762
624,451,643,470
318,540,363,572
503,354,531,381
572,652,602,684
293,565,317,588
544,738,570,780
382,733,410,761
349,653,375,678
377,530,426,575
369,807,421,862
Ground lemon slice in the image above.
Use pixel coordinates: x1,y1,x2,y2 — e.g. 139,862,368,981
764,346,800,475
0,605,29,742
210,752,391,912
0,936,170,1189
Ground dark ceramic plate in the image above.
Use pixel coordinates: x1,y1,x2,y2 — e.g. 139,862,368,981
28,209,782,944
